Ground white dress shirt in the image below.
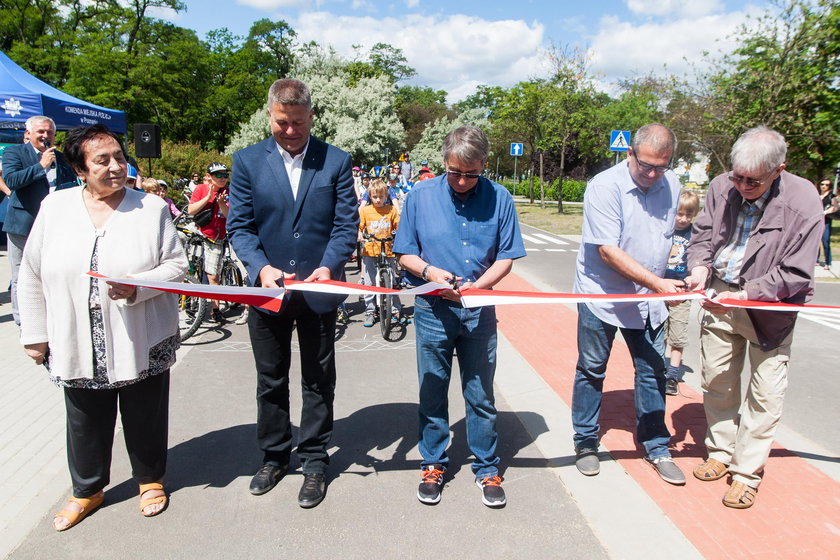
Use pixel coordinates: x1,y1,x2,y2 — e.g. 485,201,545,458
276,139,309,200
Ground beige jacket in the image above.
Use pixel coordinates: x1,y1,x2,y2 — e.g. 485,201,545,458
18,187,187,382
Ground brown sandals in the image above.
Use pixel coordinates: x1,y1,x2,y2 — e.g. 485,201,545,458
53,492,104,531
139,482,168,517
723,481,758,509
693,458,729,481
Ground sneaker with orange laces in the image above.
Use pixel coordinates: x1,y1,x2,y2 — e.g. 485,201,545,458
476,475,506,507
417,464,445,504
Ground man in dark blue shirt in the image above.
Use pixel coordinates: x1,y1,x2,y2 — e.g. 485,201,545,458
394,126,526,508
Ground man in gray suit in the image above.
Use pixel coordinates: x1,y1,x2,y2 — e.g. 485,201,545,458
2,116,77,325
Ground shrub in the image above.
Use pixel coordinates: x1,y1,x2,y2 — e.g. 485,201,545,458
129,140,231,205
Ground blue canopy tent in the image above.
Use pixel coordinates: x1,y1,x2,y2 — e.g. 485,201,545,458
0,50,126,134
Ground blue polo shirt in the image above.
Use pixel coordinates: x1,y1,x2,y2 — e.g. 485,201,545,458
394,174,526,286
573,160,680,329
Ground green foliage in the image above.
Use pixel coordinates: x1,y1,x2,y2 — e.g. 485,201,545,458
132,139,230,205
704,0,839,177
409,108,491,173
453,85,506,115
2,0,835,183
226,66,404,167
497,178,586,202
395,85,453,149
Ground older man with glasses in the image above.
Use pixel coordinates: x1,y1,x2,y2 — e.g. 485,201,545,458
571,123,687,485
685,126,823,509
394,126,525,508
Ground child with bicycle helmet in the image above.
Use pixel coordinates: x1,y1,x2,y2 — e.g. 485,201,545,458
359,180,409,327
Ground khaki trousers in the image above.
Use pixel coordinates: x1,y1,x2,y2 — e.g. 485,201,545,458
699,278,792,487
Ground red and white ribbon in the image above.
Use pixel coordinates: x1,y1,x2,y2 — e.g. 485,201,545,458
87,271,286,312
87,272,840,314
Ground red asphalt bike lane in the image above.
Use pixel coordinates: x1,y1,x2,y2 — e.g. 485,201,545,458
495,272,840,560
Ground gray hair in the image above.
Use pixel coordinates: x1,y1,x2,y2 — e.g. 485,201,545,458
730,126,787,175
25,115,56,132
267,78,311,109
631,123,677,155
441,126,490,166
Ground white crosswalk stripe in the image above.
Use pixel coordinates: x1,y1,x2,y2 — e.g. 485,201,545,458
799,310,840,331
533,233,568,245
521,233,547,244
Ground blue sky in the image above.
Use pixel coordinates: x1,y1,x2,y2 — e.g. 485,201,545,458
160,0,771,101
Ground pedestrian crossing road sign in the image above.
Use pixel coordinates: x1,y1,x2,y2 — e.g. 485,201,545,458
609,130,631,152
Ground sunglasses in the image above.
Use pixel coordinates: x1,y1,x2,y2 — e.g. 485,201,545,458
728,167,778,188
446,170,483,180
211,172,229,179
633,152,671,174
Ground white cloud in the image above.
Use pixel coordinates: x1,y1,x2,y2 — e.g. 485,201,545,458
587,11,749,88
292,12,546,102
406,0,420,7
625,0,724,19
352,0,374,9
147,5,181,22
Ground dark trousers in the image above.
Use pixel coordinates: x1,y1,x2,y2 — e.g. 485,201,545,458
248,293,337,474
64,370,170,498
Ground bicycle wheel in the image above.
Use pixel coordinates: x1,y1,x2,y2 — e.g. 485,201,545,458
218,260,243,312
378,266,393,338
179,275,208,342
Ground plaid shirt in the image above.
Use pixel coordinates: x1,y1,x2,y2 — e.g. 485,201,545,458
713,190,771,283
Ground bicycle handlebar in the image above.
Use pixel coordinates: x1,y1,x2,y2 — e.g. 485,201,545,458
362,231,396,242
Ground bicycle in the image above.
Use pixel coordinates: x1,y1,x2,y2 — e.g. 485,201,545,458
204,233,248,322
363,231,405,339
175,218,208,341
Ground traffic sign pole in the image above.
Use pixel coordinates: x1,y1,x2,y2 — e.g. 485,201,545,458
510,142,524,185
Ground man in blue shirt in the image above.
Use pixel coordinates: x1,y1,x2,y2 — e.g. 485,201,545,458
394,126,526,508
572,123,687,485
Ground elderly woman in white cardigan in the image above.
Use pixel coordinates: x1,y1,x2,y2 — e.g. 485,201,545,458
17,125,187,531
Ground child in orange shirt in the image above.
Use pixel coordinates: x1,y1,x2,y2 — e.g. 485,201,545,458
359,180,409,327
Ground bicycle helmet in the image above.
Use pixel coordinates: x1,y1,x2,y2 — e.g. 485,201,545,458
207,162,229,174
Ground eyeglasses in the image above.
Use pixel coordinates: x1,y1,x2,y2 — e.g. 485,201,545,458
211,172,229,179
446,170,483,180
820,182,831,187
728,168,778,188
633,153,671,174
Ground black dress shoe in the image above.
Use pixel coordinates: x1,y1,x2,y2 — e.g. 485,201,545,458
297,473,326,508
249,463,287,496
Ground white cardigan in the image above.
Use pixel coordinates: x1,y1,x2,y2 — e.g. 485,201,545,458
18,187,188,382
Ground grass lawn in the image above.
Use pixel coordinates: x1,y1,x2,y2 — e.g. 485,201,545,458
515,202,584,235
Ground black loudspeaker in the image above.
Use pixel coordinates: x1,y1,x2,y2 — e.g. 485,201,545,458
134,123,161,158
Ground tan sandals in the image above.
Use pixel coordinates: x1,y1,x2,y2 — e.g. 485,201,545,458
723,481,758,509
139,482,168,517
53,491,104,531
693,458,729,481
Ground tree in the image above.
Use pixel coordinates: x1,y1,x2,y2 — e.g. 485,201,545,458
492,47,599,211
345,42,416,87
703,0,839,177
395,85,453,149
410,107,491,173
453,85,506,116
227,55,404,166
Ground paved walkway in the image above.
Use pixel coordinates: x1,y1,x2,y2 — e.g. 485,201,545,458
1,246,839,559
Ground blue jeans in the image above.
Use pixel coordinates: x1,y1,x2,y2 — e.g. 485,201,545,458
820,220,832,266
572,303,672,459
414,295,500,479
